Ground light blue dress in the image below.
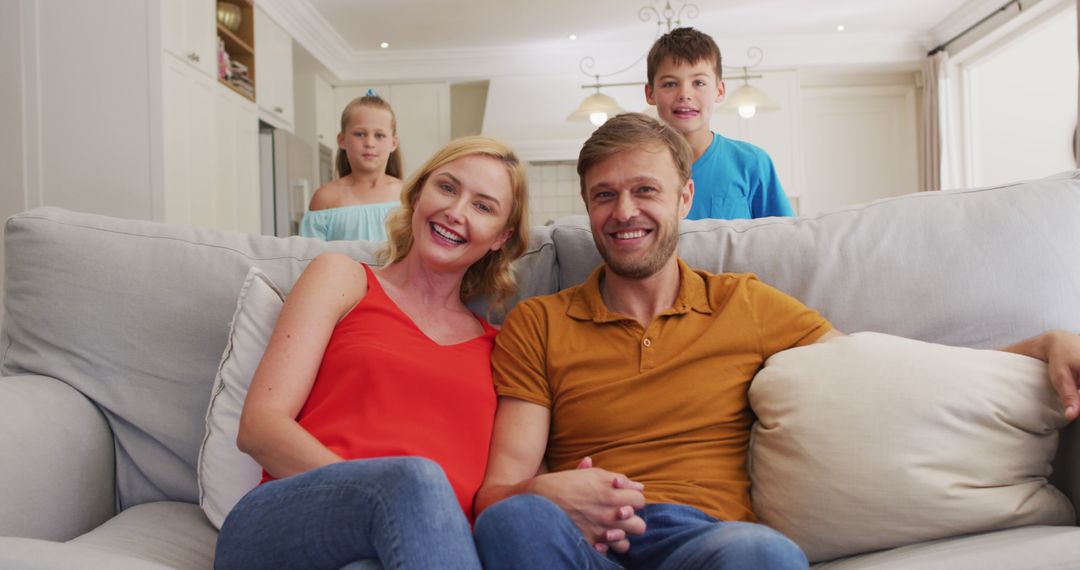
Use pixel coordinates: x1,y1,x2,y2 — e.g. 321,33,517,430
299,202,398,242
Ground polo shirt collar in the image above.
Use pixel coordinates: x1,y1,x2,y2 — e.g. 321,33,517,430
567,258,713,323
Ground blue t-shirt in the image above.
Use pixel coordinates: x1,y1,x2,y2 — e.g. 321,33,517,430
299,202,398,242
687,133,793,220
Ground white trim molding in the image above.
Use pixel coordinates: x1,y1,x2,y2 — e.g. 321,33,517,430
258,0,931,84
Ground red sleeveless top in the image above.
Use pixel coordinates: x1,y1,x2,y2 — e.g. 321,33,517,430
265,264,498,520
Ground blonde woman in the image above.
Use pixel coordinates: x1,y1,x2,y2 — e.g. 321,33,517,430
216,137,529,570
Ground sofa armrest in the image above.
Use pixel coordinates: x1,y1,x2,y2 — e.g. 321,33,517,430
0,375,116,540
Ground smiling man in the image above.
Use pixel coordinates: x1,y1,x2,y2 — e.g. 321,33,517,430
471,113,832,569
471,113,1080,570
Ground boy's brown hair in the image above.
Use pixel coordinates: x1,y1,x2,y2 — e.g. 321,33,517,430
577,113,693,197
646,27,722,86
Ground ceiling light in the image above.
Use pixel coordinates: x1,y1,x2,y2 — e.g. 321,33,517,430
836,24,846,32
379,42,390,49
727,84,774,118
724,73,778,119
568,92,626,127
720,51,779,120
568,34,578,41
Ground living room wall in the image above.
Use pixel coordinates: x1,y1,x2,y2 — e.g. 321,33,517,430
0,1,25,323
964,3,1077,186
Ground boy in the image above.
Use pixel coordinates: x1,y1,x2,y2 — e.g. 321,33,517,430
645,27,794,220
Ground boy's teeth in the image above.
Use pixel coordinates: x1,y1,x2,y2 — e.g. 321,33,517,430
615,230,647,239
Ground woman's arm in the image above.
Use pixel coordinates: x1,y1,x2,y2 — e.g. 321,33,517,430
236,253,367,478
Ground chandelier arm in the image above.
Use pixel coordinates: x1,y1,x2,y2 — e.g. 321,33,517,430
578,50,651,82
638,4,660,24
677,3,699,24
579,56,598,77
744,46,764,68
578,1,700,82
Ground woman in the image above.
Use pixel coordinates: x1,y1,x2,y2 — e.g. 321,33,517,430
215,136,529,569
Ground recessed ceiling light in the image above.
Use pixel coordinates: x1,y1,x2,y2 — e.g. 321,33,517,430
380,42,390,49
836,25,846,32
568,34,578,41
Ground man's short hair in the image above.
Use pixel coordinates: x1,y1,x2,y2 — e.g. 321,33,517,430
646,27,723,86
577,113,694,196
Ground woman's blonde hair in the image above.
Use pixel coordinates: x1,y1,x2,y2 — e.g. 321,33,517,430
336,95,404,179
379,136,530,307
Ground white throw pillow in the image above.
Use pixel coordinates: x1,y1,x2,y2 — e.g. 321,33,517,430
197,267,285,529
749,332,1075,563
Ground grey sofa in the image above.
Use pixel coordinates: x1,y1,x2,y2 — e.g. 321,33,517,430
2,170,1079,569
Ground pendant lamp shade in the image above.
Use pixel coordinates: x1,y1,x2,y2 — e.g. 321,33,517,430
725,83,778,119
568,92,626,127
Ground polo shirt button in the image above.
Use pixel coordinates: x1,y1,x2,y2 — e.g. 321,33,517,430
643,338,652,348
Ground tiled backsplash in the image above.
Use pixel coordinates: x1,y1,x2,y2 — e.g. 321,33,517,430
527,161,586,226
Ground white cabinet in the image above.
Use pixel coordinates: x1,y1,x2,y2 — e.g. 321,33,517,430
162,53,219,227
315,74,337,147
217,88,262,233
162,53,262,232
255,6,294,131
17,1,262,233
161,0,217,78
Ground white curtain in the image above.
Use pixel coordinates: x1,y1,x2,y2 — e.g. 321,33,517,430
921,52,948,191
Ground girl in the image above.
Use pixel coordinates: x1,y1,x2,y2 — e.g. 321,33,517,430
300,93,404,241
215,136,530,569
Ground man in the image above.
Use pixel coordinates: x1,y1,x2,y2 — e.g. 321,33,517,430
472,113,1080,570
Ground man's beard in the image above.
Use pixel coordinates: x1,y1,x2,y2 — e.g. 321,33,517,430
595,218,680,280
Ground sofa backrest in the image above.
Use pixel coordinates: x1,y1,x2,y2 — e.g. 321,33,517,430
554,170,1080,350
0,208,556,509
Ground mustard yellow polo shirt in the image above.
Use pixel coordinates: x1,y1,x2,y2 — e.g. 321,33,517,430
493,258,832,522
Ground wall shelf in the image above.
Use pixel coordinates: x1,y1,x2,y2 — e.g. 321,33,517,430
217,0,255,101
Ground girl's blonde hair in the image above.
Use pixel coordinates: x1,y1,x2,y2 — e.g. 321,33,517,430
379,136,530,307
336,95,403,179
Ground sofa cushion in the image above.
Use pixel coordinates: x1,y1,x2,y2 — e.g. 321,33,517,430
70,501,217,569
811,525,1080,570
0,501,218,570
750,332,1075,563
197,268,283,529
0,537,177,570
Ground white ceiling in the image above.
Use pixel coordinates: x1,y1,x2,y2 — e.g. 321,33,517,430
307,0,964,51
257,0,1000,82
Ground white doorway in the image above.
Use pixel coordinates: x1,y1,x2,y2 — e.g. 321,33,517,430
800,85,919,215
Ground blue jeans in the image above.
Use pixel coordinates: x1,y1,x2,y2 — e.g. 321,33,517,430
214,457,481,570
473,495,808,570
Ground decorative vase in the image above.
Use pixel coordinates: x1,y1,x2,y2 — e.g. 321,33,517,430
217,2,242,32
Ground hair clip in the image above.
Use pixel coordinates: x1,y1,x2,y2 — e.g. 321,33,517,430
366,88,377,97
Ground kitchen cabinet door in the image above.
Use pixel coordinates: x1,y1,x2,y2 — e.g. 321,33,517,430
161,0,217,78
254,6,295,131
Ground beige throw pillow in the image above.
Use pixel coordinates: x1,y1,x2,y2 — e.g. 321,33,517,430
749,332,1074,563
196,267,284,529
